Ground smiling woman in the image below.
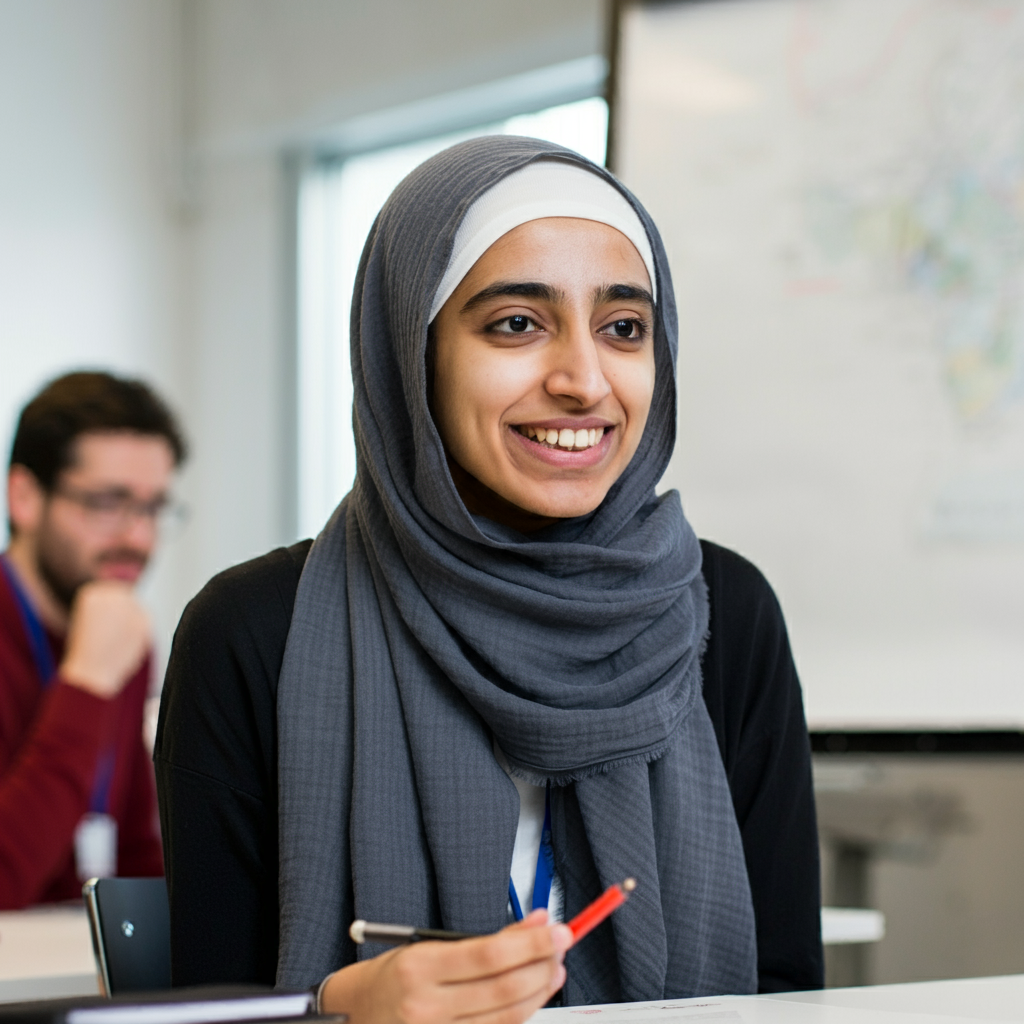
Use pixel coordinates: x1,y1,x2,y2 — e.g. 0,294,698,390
433,217,656,527
155,137,823,1020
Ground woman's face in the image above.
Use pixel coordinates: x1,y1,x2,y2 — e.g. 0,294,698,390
432,216,656,523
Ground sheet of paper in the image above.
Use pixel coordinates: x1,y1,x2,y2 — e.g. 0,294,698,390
534,991,1002,1024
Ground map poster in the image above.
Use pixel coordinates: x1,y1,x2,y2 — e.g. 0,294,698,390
615,0,1024,728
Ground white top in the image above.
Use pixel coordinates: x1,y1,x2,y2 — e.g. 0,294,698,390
494,743,564,923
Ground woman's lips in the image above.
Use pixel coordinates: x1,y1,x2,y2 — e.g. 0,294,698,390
508,423,614,466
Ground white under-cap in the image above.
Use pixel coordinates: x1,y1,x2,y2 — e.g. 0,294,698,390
429,158,657,322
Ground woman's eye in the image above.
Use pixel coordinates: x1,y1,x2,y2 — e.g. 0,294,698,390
603,318,645,340
492,314,541,334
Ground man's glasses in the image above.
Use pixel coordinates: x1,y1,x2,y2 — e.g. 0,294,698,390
52,485,189,537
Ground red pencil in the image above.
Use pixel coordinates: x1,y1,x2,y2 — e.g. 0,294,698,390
567,877,637,943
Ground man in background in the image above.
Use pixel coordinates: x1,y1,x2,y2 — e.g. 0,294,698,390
0,371,186,909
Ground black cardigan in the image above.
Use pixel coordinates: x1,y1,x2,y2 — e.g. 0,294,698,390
154,538,823,993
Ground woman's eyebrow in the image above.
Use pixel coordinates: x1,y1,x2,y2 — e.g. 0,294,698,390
460,281,564,314
593,283,655,307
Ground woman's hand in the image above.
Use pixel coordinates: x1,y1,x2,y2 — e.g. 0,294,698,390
320,909,572,1024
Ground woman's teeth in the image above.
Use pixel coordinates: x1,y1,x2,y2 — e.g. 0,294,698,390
518,425,605,451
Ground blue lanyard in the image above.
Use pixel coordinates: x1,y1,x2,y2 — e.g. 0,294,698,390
90,749,116,814
1,555,113,814
1,555,56,684
509,784,554,921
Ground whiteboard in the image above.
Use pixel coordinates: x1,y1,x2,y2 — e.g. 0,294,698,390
614,0,1024,729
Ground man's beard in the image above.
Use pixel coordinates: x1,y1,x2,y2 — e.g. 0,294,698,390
34,518,148,611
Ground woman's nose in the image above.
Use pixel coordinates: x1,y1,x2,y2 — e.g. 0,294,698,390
543,320,612,408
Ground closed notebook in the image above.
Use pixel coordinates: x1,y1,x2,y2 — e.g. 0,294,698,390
0,986,337,1024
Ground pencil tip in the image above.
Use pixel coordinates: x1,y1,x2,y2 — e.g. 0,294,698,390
623,877,637,892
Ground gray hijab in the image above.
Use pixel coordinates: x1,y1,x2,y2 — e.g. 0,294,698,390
276,136,757,1002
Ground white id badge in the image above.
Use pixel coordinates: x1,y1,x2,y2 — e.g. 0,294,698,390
74,812,118,880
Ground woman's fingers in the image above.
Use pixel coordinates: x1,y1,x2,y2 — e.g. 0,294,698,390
506,908,550,930
394,953,562,1024
415,922,572,986
323,922,573,1024
432,946,565,1020
397,952,565,1024
453,963,567,1024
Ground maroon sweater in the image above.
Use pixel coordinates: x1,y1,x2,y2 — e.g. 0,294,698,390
0,567,163,909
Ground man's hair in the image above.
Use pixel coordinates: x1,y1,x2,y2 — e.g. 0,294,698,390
9,370,187,490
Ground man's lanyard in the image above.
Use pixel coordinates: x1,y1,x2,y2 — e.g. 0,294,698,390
1,555,56,684
509,784,554,921
1,555,114,814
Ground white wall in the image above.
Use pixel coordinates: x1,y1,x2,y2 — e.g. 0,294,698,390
179,0,605,590
0,0,187,650
191,0,604,151
0,0,605,657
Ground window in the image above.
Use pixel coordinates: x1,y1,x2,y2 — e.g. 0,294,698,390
297,96,608,539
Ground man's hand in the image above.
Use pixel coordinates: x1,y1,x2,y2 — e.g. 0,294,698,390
321,909,572,1024
59,581,151,699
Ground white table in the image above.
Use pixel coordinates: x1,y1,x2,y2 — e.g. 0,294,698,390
768,975,1024,1020
0,904,1017,1020
0,905,99,1003
536,975,1024,1023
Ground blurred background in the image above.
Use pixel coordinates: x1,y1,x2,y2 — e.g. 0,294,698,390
0,0,608,661
3,0,1024,991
